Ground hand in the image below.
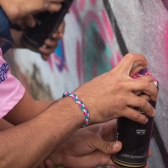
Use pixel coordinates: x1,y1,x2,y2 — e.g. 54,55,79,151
74,53,158,125
49,120,151,168
0,0,64,23
39,20,65,60
11,18,65,60
38,159,55,168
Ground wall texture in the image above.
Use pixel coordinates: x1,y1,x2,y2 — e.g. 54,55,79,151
10,0,168,167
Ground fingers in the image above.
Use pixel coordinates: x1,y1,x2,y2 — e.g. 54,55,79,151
148,149,152,158
90,135,122,155
136,77,158,101
23,15,36,28
37,162,46,168
57,20,66,37
114,53,148,75
39,40,57,61
14,15,36,30
121,106,148,124
138,93,150,101
46,0,64,13
47,3,62,12
39,45,54,60
45,159,56,168
126,95,155,119
38,20,65,61
101,120,117,141
39,35,60,60
130,64,146,77
126,77,158,101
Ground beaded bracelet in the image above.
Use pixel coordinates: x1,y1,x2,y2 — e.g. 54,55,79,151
62,92,90,127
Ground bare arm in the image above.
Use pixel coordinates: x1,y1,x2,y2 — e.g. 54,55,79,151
4,90,55,125
0,53,158,167
0,97,84,168
0,119,13,131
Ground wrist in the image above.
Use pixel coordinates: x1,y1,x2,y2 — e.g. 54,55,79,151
57,97,85,128
74,90,98,125
48,97,85,144
62,92,90,127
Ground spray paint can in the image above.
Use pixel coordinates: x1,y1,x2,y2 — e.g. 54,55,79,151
21,0,73,52
112,68,158,168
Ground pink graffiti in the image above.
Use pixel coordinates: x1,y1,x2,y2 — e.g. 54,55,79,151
165,24,168,67
83,11,110,43
48,53,68,72
78,0,96,10
90,0,96,5
79,0,85,10
102,9,114,40
111,52,122,67
48,56,53,71
76,40,84,84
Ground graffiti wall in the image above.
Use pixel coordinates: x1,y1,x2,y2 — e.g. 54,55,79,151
9,0,168,167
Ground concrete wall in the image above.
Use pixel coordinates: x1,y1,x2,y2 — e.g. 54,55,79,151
11,1,167,167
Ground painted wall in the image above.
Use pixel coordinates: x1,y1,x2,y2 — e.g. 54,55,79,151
10,0,168,167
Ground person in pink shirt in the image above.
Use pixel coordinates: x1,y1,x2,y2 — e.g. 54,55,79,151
0,48,25,118
0,1,157,168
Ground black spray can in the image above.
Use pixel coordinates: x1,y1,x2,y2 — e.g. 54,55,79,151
21,0,73,52
112,69,158,168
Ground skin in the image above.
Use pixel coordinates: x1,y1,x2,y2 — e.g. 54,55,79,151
11,20,65,60
48,120,151,168
0,120,151,168
1,0,67,60
74,53,157,125
0,0,64,23
0,54,157,167
0,2,156,167
4,53,157,126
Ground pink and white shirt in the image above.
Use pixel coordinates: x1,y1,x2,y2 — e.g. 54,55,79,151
0,49,25,118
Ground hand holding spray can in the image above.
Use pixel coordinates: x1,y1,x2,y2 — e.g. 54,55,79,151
112,67,158,168
21,0,73,52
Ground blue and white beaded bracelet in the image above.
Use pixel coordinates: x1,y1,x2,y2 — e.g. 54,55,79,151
62,92,90,127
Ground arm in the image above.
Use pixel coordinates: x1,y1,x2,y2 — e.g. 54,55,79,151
5,53,157,126
0,97,84,168
49,121,151,168
0,119,13,131
4,90,55,125
0,53,157,167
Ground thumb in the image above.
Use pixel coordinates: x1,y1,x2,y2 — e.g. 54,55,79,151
91,135,122,154
45,159,56,168
24,15,36,28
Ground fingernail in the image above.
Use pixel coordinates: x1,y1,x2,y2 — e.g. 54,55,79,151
42,44,47,48
113,143,119,150
153,109,156,116
45,159,51,166
145,118,148,123
27,19,34,27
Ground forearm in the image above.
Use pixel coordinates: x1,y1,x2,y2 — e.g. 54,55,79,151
0,97,84,168
0,119,13,131
4,91,55,125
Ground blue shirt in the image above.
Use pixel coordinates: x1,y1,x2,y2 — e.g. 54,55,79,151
0,7,14,54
